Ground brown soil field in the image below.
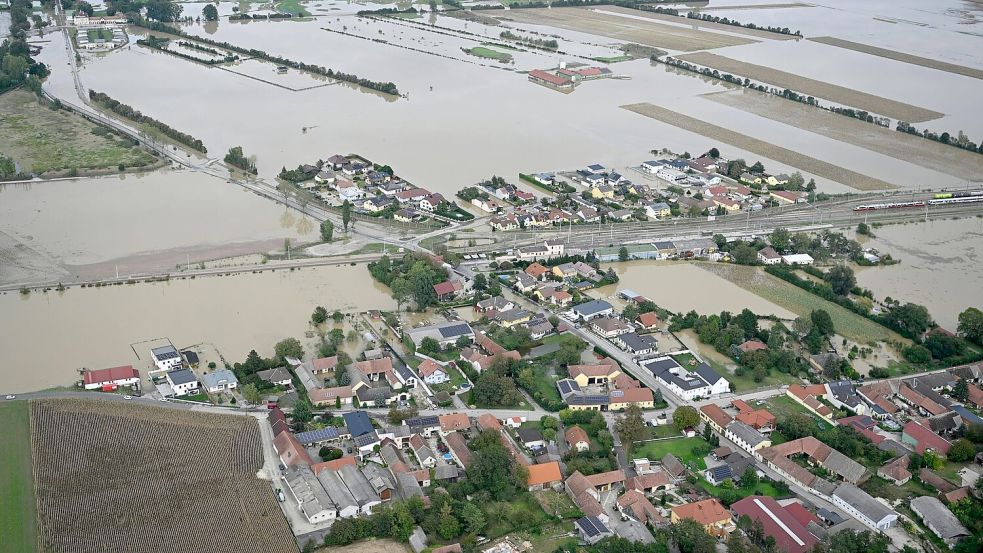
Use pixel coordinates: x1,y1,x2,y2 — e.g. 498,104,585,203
318,540,410,553
675,51,944,122
703,88,983,181
621,102,897,190
597,6,800,40
29,399,295,553
496,8,756,51
808,36,983,80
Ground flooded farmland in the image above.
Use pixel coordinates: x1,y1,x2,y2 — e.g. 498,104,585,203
852,217,983,331
0,264,394,394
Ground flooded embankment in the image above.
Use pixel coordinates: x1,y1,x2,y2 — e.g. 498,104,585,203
0,264,394,394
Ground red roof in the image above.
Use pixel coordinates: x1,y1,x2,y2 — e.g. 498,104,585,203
528,69,572,87
637,312,660,328
731,496,818,553
83,365,139,386
902,421,951,454
433,281,457,296
527,461,563,486
738,339,767,352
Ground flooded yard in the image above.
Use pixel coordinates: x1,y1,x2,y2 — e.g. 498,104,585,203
0,263,394,394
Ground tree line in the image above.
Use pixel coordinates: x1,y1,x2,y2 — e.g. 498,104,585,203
499,30,558,50
134,21,400,96
136,36,236,65
1,0,50,94
368,253,446,310
88,90,207,153
224,146,256,174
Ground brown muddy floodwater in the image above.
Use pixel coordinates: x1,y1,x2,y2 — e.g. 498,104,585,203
852,217,983,331
0,170,315,286
0,264,394,393
592,261,796,318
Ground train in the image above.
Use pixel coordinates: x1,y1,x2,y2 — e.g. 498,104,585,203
854,194,983,212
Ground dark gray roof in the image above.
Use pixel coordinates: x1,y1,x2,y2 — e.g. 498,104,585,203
557,379,581,398
906,371,957,391
316,469,357,513
833,483,895,523
568,394,609,406
827,380,864,408
910,496,970,541
405,415,439,432
356,385,392,403
817,508,844,525
693,362,723,386
257,367,292,383
575,516,612,538
166,368,197,385
434,464,460,480
644,357,681,375
726,421,767,447
619,333,656,352
344,411,375,437
296,426,346,444
572,299,613,317
151,345,180,359
354,431,380,448
706,465,733,482
516,427,544,443
439,323,473,339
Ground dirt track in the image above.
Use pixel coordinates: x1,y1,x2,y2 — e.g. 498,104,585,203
675,51,944,122
496,7,756,51
621,102,897,191
597,6,800,40
808,36,983,80
704,88,983,181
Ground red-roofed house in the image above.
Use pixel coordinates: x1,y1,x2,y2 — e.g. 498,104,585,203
700,404,733,433
273,431,313,467
433,281,459,301
439,413,470,433
418,359,449,385
636,312,660,330
528,69,573,89
902,421,951,455
527,461,563,491
82,365,140,390
731,496,819,553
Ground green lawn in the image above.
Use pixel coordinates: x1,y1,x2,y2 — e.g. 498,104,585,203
526,365,563,407
592,55,633,63
761,394,830,426
671,352,700,368
464,46,513,61
698,479,786,501
86,28,113,41
0,401,38,553
861,475,935,503
644,425,683,439
275,0,310,16
727,363,801,392
430,363,469,394
632,437,708,470
482,493,552,539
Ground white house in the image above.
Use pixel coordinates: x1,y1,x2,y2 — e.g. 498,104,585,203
645,358,730,401
756,247,782,265
641,160,662,174
656,167,687,184
82,365,140,390
418,359,450,385
151,345,183,372
831,483,898,531
781,253,814,266
166,368,200,396
202,369,239,393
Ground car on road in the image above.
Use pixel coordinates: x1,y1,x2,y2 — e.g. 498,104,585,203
123,395,132,400
276,489,285,503
5,395,15,400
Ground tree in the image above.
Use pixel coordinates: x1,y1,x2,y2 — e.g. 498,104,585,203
668,519,717,553
202,3,218,20
769,227,790,252
390,277,409,312
902,344,932,364
459,502,486,534
437,503,460,539
311,306,328,325
146,0,183,21
332,310,344,323
77,1,95,16
958,307,983,345
948,438,975,462
708,147,720,158
826,265,856,296
618,246,629,262
341,201,353,232
615,405,647,454
953,378,969,402
924,332,965,360
472,272,487,291
419,337,441,355
291,398,313,430
390,502,415,542
731,243,758,265
653,388,664,406
466,430,525,499
856,222,873,236
274,337,304,363
884,302,932,337
673,405,699,431
750,161,765,174
320,220,334,242
811,309,834,337
739,466,759,489
240,383,262,404
319,446,342,461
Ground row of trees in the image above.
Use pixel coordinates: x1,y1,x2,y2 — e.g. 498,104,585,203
684,11,801,36
499,30,558,49
224,146,257,174
136,36,236,65
1,0,50,94
368,253,446,310
88,90,207,153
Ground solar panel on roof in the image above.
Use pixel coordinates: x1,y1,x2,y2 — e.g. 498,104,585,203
296,427,341,444
438,323,471,339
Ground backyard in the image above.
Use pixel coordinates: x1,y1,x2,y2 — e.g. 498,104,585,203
0,401,37,553
86,28,114,41
429,363,469,395
760,394,831,426
631,436,709,470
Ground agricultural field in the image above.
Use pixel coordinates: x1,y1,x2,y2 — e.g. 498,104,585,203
697,263,907,344
621,102,896,191
631,436,708,471
0,401,37,553
30,399,295,553
597,6,800,41
704,88,983,181
464,46,513,62
498,8,755,51
318,540,409,553
0,90,159,177
808,37,983,80
674,52,943,122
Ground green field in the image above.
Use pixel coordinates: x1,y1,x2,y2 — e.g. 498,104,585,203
86,28,114,41
0,90,158,176
632,436,708,470
276,0,310,16
464,46,513,61
0,401,37,553
592,55,633,63
699,263,906,344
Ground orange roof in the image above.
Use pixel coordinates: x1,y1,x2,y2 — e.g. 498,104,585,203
311,456,357,475
418,359,444,378
527,461,563,486
565,426,590,448
569,364,620,379
700,404,733,428
356,357,393,375
525,262,549,278
672,498,731,526
636,312,660,328
439,413,470,432
610,387,653,404
788,384,827,400
585,469,625,488
477,413,502,431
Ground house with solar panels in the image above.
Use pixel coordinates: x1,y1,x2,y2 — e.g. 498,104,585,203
150,345,183,372
575,516,613,545
406,321,475,348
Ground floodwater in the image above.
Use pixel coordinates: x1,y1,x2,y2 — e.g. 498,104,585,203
591,260,796,318
55,1,975,198
0,263,394,393
852,217,983,331
0,171,314,286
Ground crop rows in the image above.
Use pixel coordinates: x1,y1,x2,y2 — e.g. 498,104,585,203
30,399,295,553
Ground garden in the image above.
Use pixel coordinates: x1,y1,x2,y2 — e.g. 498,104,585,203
631,436,709,471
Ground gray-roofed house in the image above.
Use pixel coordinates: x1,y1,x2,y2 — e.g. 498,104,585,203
201,369,238,393
830,483,898,530
166,368,200,396
570,299,614,321
434,464,460,482
725,421,771,459
285,465,336,523
825,380,868,415
910,496,970,546
614,333,657,356
344,411,375,438
406,321,475,347
575,516,614,545
257,367,293,387
661,453,686,479
339,463,382,514
396,471,424,500
516,427,546,450
316,468,359,518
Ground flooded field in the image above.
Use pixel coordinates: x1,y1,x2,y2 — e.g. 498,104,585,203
852,217,983,331
0,264,394,394
592,261,796,318
0,171,314,286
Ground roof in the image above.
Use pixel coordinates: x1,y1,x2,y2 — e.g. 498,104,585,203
273,431,314,467
201,369,238,389
311,356,339,372
285,465,334,518
727,421,768,448
910,496,970,541
444,431,473,467
618,333,656,352
617,489,662,524
694,362,724,385
672,498,731,526
527,461,563,486
732,496,819,553
637,312,660,328
439,413,470,432
83,365,139,385
609,387,653,405
166,368,197,386
701,404,734,428
832,483,895,524
257,367,292,383
295,425,343,444
878,455,911,483
585,469,625,488
356,357,393,375
417,359,445,378
569,364,619,379
662,453,686,477
575,516,611,539
529,69,572,86
903,420,952,454
516,427,544,444
565,426,590,448
311,456,357,475
151,345,180,360
343,411,375,438
572,299,613,317
739,339,768,352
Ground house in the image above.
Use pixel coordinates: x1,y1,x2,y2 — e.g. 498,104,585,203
737,340,768,356
438,413,470,434
902,421,952,455
733,400,776,433
700,404,734,433
670,499,733,537
565,426,591,452
759,436,868,487
336,179,364,201
608,388,654,411
516,427,546,450
757,246,782,265
877,455,912,486
527,461,563,491
645,202,672,219
309,386,355,407
419,194,446,212
614,333,657,356
525,262,550,281
657,167,688,184
786,384,834,423
528,69,573,89
725,421,772,458
645,358,729,401
636,312,660,331
274,431,314,468
257,367,293,388
570,299,614,321
494,308,532,328
740,172,762,185
553,263,579,280
443,431,473,468
617,489,663,526
284,465,336,523
151,345,183,371
910,496,970,546
344,411,375,438
770,190,803,205
417,359,449,385
830,483,897,530
406,321,474,348
82,365,140,391
433,280,460,302
662,454,687,479
409,434,437,468
782,253,815,265
575,516,613,545
689,157,718,173
166,369,199,396
568,364,621,387
490,214,519,231
363,195,395,213
591,316,631,338
713,197,742,212
731,496,819,553
404,415,441,437
202,369,239,393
